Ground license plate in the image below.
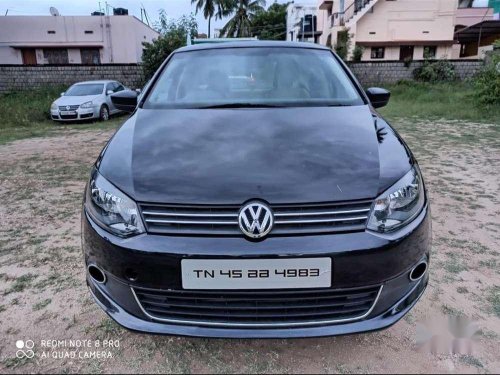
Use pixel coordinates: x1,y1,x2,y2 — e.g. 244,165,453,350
181,258,332,290
60,111,76,115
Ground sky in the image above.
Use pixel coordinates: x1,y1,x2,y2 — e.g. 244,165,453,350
0,0,310,36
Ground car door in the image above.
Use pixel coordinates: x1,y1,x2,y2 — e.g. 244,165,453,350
112,83,125,113
105,82,117,112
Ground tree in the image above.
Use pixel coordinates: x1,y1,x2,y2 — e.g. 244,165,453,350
220,0,266,38
142,11,198,79
191,0,228,38
472,49,499,105
334,28,351,61
250,2,287,40
352,45,364,62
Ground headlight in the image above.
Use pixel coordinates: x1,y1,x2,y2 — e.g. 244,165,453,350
80,101,93,108
85,170,145,237
50,102,58,110
367,167,425,233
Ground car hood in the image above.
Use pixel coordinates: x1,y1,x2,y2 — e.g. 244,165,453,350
54,95,101,106
99,105,412,204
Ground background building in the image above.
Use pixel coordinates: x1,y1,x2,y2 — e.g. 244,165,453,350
286,2,320,43
317,0,457,61
454,0,500,59
0,14,159,65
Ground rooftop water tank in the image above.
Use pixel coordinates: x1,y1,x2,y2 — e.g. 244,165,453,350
113,8,129,16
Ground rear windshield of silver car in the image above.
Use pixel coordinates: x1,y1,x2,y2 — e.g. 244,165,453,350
143,47,365,109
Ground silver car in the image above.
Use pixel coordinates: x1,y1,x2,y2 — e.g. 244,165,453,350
50,80,126,122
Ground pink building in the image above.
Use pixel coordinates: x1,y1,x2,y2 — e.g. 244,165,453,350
0,15,159,65
316,0,499,60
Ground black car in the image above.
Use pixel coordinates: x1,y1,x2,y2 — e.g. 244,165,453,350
82,41,431,338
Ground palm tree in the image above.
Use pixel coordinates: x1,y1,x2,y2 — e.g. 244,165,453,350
191,0,228,38
220,0,266,38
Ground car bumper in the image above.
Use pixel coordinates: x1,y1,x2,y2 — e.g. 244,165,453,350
51,107,99,121
82,204,431,338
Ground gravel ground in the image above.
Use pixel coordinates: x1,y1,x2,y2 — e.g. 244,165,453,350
0,118,498,374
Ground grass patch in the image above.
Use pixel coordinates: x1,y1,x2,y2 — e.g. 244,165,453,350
459,355,484,369
379,81,500,124
1,356,34,370
91,318,125,340
479,258,498,270
4,273,37,295
1,81,498,145
441,304,464,317
457,286,469,294
33,298,52,311
0,86,124,144
487,286,500,317
444,253,467,275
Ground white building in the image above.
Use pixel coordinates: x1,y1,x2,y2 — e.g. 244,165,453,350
0,15,159,65
286,2,320,43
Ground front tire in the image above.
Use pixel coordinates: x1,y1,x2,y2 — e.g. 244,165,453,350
99,105,109,121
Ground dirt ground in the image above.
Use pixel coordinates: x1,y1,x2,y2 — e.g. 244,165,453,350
0,118,498,374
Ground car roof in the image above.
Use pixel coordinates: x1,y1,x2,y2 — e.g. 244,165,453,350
73,80,116,85
175,40,330,53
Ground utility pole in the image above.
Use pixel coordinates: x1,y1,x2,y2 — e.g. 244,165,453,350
312,13,316,43
141,3,150,26
301,9,305,42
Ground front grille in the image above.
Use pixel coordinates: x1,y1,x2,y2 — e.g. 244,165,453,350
133,285,382,327
59,105,79,111
60,114,78,120
140,200,372,236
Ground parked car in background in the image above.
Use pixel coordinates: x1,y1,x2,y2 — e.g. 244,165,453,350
50,80,126,122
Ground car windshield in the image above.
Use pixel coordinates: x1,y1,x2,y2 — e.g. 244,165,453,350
143,47,364,109
65,84,104,96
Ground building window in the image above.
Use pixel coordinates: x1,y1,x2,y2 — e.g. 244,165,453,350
84,30,94,34
458,0,473,8
43,48,69,64
460,42,479,58
80,48,101,65
47,30,56,34
399,45,414,61
371,47,385,59
21,48,37,65
423,46,437,59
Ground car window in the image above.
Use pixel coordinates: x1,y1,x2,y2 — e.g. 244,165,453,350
144,47,364,109
106,83,115,93
114,83,124,93
65,84,104,96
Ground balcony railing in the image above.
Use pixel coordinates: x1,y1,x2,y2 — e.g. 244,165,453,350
332,0,372,27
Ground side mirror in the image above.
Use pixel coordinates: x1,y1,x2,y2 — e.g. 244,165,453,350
111,90,138,112
60,92,65,96
135,88,142,94
106,90,114,95
366,87,391,108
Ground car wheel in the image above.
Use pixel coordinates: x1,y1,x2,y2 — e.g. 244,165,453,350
99,105,110,121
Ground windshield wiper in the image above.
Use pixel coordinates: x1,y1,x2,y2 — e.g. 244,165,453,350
325,103,353,107
196,103,286,109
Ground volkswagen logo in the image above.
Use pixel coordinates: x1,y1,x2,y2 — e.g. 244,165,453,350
238,201,274,239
